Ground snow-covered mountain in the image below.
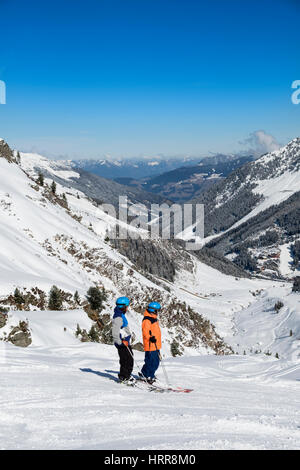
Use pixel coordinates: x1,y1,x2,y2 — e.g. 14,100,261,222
20,151,172,209
1,138,300,450
191,138,300,235
181,138,300,279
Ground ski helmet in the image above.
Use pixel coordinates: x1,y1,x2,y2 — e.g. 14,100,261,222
116,296,130,307
147,301,161,313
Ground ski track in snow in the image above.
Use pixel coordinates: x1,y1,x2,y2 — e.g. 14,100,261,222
0,342,299,450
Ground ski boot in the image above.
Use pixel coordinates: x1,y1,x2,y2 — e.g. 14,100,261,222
119,376,136,386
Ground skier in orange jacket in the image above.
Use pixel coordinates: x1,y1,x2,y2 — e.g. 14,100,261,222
140,302,162,384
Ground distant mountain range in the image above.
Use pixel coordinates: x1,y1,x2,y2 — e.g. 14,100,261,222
71,156,201,180
114,154,254,203
25,152,255,206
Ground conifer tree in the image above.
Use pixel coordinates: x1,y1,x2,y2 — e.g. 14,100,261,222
48,285,63,310
86,286,107,312
37,172,44,186
88,325,100,342
74,291,80,305
292,277,300,293
14,288,25,306
51,180,57,195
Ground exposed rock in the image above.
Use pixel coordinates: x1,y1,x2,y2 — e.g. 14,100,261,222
0,140,19,164
0,313,7,328
131,342,144,352
79,329,91,342
8,321,32,347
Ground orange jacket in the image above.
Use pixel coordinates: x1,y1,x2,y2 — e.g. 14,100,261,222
142,310,162,351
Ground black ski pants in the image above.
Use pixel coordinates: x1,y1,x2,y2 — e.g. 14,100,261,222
117,344,134,380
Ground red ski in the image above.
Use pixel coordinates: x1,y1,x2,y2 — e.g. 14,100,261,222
147,383,193,393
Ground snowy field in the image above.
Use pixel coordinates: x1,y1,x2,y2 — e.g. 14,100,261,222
1,341,299,450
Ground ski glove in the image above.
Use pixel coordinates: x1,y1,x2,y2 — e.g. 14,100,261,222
150,336,157,344
122,340,129,347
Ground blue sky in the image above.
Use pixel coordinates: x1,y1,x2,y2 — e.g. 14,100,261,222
0,0,299,159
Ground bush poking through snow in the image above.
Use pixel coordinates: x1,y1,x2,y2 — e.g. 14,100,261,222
292,277,300,293
0,306,9,315
170,339,183,357
0,312,8,328
274,301,284,313
14,288,25,308
88,325,100,342
74,291,81,305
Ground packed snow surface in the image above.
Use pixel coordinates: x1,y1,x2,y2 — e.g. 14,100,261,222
0,341,299,450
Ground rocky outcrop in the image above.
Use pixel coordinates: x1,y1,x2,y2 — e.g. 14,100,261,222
131,342,144,352
0,139,19,164
7,321,32,347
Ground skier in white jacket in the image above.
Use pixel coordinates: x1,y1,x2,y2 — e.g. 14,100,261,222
112,296,135,385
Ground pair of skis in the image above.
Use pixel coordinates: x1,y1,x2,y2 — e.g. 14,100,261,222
134,377,193,394
123,344,193,393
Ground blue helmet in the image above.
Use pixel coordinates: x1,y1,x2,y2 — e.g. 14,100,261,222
116,296,130,307
147,301,161,313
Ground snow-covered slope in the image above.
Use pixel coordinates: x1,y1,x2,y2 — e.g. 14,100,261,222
0,140,293,353
0,142,234,354
185,138,300,240
233,287,300,362
1,142,300,358
179,139,300,280
19,152,79,181
20,151,173,209
221,139,300,233
1,141,300,450
1,340,299,450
